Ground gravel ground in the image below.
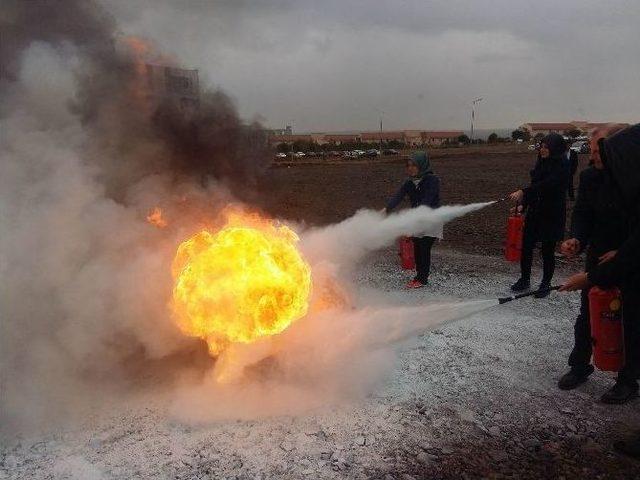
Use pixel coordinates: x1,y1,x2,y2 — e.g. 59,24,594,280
3,248,640,479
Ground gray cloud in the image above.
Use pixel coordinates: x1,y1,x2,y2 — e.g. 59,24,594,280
102,0,639,130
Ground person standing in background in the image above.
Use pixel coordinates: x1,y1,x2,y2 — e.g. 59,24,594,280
566,144,580,200
508,133,570,297
385,152,441,288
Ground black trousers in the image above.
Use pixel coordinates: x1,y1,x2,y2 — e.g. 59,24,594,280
520,234,556,284
620,286,640,383
569,280,640,384
568,174,576,200
413,236,436,283
568,286,592,371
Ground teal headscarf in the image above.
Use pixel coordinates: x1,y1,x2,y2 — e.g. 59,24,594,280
409,151,432,178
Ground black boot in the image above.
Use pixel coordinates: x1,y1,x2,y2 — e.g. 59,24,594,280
558,365,594,390
614,434,640,459
511,278,531,292
601,380,639,404
534,281,552,298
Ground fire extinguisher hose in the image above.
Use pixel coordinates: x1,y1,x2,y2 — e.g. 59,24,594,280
498,285,561,304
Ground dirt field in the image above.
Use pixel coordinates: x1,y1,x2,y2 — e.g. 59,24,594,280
260,149,590,256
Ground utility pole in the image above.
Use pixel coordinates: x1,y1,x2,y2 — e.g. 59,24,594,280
379,110,384,154
471,97,483,143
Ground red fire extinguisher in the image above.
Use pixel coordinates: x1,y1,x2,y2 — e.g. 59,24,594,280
589,286,624,372
398,236,415,270
504,213,524,262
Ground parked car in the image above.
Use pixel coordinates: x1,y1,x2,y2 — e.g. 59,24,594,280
365,149,380,157
383,149,399,155
527,143,538,151
275,152,287,159
293,151,305,158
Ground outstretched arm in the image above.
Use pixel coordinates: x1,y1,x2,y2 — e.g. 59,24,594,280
386,181,409,212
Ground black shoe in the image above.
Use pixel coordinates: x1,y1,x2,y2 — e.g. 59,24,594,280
558,365,594,390
511,278,531,292
534,281,552,298
601,380,639,404
614,435,640,459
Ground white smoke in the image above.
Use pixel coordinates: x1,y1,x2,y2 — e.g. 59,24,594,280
300,203,493,268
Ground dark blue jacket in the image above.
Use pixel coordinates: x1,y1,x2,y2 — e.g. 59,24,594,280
386,174,441,211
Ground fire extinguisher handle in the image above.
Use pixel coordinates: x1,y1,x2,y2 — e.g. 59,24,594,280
497,285,561,304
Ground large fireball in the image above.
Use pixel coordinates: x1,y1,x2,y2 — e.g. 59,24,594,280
171,213,312,355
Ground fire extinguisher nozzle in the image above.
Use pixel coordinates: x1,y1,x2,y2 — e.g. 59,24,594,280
498,296,513,304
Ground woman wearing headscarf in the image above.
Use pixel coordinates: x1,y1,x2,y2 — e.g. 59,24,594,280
509,133,570,297
385,151,441,288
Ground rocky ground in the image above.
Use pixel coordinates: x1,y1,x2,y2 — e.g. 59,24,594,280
3,248,640,479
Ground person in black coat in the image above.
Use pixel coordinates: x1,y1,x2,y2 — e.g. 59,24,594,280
557,125,629,394
566,147,580,200
560,123,640,457
385,151,441,288
509,133,570,297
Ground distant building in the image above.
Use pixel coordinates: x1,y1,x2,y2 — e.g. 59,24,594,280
267,134,314,146
145,64,199,112
323,133,362,145
421,131,464,146
519,123,576,137
360,131,409,144
570,121,630,134
268,125,294,136
267,129,463,148
360,130,462,146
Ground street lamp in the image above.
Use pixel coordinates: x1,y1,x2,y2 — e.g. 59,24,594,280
471,97,483,143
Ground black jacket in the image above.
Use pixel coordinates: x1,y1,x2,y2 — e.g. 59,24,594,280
589,124,640,288
570,167,628,257
522,139,570,242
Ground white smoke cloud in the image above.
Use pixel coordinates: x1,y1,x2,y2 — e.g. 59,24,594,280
0,11,497,433
300,202,493,268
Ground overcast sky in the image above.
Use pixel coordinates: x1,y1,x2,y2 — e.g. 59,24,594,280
104,0,639,132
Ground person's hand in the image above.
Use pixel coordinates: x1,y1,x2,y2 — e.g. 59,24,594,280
559,272,590,292
509,205,524,215
598,250,617,265
560,238,581,257
380,208,388,215
509,190,524,202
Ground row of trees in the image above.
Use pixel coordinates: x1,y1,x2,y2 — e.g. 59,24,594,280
274,129,585,153
275,139,408,153
511,128,585,143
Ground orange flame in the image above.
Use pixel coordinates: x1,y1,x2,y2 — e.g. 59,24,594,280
171,210,312,356
146,207,168,228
